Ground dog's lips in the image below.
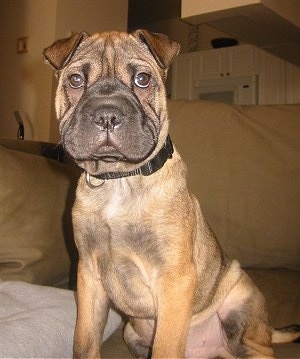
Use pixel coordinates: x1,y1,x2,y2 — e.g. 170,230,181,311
98,156,120,163
88,146,127,163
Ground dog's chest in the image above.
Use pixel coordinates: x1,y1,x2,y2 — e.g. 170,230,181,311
92,180,165,316
101,179,157,224
101,230,161,318
102,188,125,219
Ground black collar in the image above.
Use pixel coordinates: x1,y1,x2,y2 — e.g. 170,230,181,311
88,135,174,181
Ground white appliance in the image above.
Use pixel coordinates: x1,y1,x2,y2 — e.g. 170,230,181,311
194,75,258,105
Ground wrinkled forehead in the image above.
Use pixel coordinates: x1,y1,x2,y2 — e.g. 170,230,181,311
64,31,157,78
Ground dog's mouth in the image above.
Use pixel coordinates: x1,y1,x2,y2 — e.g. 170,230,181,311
63,128,158,176
88,146,128,163
75,142,152,164
99,156,120,163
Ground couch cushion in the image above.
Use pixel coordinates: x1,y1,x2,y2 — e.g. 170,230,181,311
168,100,300,270
0,280,121,358
245,269,300,328
0,144,79,286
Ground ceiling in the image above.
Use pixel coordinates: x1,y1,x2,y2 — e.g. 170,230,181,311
183,3,300,67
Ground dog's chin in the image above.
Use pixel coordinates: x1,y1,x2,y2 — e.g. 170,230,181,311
76,157,141,177
74,146,153,177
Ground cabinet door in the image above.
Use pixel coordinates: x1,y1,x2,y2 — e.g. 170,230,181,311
258,50,285,104
171,53,194,99
226,45,258,76
193,48,227,79
285,62,300,104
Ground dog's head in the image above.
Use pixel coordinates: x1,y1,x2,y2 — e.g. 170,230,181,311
44,30,179,176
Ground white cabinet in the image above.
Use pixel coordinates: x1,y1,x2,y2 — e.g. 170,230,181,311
257,50,285,105
171,44,300,104
227,45,258,76
192,48,226,79
285,62,300,104
172,45,258,101
193,45,258,79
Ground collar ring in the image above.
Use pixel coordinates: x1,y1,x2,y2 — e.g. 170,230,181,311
85,172,105,189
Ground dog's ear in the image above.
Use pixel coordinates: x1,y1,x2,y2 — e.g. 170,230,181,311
132,29,180,69
43,32,89,70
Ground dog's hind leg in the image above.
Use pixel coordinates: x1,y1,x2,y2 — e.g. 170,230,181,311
124,321,152,359
220,273,275,358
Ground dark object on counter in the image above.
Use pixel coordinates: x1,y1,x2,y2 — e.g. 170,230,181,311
211,38,238,48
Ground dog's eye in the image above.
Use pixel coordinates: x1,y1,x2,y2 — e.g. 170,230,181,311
69,74,85,89
134,72,151,88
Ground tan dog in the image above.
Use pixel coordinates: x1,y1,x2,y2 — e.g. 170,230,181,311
44,30,299,358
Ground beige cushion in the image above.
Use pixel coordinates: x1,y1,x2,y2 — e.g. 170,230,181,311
0,145,79,286
245,269,300,328
0,280,121,357
168,100,300,270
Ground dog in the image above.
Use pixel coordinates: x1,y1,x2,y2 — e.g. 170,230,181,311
44,30,299,358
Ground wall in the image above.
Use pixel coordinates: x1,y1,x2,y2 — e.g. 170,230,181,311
55,0,128,38
0,0,56,141
0,0,128,142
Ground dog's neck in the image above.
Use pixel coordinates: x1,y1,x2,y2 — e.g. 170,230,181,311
86,135,174,185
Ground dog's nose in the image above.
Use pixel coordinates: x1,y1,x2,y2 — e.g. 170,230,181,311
92,106,123,130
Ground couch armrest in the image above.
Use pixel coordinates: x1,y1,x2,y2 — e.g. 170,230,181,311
0,140,80,288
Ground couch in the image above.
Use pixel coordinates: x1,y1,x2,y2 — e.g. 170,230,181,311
0,99,299,358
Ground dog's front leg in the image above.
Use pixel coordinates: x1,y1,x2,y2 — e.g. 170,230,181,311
152,265,197,359
73,259,109,359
